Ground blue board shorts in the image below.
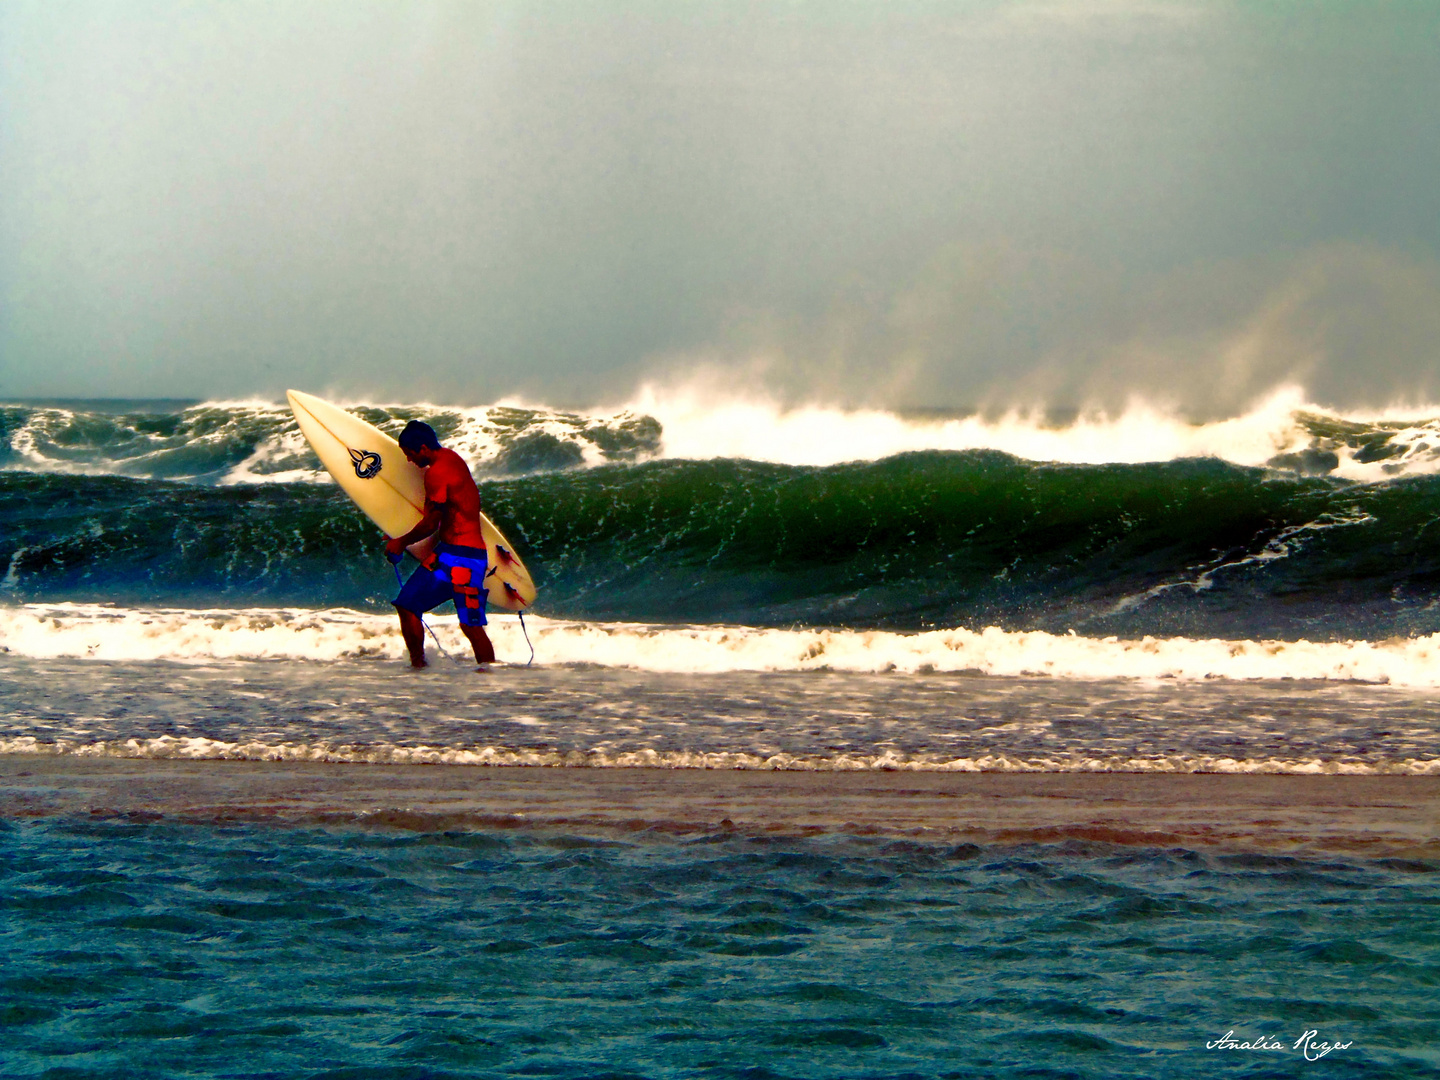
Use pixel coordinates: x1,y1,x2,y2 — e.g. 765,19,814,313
394,543,489,626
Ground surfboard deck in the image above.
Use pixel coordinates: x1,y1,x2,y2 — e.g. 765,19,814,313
286,390,537,611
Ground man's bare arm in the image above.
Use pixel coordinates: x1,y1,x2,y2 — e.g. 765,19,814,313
385,501,443,555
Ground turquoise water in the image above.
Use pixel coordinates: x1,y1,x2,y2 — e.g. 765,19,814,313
3,819,1437,1078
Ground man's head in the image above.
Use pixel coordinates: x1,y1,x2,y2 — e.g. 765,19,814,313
398,420,441,466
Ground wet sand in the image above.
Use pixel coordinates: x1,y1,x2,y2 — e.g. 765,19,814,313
1,756,1436,857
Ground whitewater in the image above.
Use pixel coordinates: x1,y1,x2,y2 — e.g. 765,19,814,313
8,384,1440,482
7,603,1440,686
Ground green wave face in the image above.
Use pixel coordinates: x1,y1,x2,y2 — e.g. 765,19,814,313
5,452,1440,639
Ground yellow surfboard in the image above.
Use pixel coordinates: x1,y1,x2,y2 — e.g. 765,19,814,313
286,390,537,611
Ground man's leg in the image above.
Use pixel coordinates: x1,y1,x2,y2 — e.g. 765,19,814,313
460,623,496,665
395,564,449,669
396,606,428,668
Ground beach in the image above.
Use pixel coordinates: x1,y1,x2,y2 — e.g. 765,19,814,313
5,757,1438,858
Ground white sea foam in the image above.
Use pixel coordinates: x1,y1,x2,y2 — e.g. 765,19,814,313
220,420,330,485
1106,507,1377,615
10,386,1440,481
0,398,655,484
627,382,1440,480
1,733,1435,775
7,603,1440,686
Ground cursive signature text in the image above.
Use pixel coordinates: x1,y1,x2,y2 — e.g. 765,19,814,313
1294,1030,1353,1061
1206,1031,1285,1051
1205,1030,1353,1061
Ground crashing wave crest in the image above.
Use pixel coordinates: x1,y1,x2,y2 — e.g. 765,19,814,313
7,386,1440,483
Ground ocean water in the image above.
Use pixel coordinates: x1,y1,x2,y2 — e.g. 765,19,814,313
7,394,1440,638
3,394,1440,1076
3,818,1438,1079
3,657,1440,774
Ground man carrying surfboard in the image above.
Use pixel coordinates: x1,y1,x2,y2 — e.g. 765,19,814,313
383,421,496,668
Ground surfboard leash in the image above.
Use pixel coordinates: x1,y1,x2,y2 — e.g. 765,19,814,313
424,616,459,665
393,555,533,666
391,558,462,666
517,608,535,666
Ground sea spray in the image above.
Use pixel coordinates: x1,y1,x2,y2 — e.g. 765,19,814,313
8,390,1440,482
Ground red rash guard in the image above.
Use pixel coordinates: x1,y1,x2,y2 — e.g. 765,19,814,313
424,448,486,549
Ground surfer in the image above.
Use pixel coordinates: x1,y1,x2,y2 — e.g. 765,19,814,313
384,421,497,668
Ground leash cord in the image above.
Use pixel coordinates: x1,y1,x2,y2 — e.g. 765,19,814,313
518,608,535,666
392,559,459,665
394,555,533,666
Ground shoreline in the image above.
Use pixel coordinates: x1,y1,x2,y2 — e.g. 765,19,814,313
3,757,1435,858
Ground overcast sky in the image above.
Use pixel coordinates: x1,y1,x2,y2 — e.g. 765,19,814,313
2,0,1437,413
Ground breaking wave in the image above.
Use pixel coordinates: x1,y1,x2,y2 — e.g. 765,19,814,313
7,390,1440,637
7,386,1440,483
0,398,662,484
4,451,1440,637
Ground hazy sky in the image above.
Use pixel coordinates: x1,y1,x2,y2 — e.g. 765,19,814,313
2,0,1438,413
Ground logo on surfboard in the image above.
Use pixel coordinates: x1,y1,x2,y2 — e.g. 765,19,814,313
348,447,382,479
